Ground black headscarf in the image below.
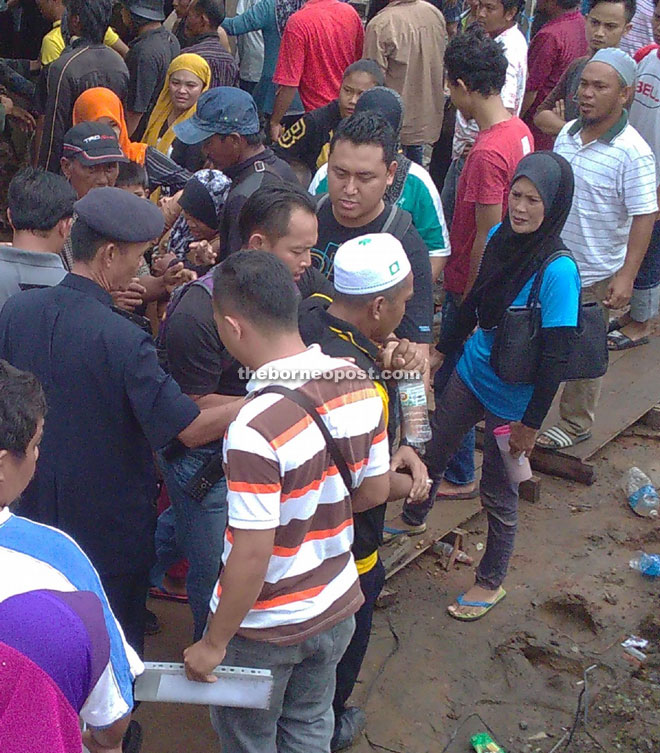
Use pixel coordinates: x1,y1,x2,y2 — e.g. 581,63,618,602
464,151,574,330
439,151,574,354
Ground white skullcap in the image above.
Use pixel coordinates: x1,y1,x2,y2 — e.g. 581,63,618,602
334,233,412,295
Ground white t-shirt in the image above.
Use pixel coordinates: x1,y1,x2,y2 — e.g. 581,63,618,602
235,0,265,83
452,24,528,160
629,45,660,169
554,116,658,286
620,0,654,56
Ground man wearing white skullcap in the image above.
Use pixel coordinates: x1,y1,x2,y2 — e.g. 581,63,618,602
540,48,658,451
299,232,430,751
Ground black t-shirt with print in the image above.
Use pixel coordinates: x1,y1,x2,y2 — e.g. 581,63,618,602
313,201,433,343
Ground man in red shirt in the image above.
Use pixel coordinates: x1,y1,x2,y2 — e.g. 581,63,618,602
444,27,533,304
521,0,588,149
269,0,364,141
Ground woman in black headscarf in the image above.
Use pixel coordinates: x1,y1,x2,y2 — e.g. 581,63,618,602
399,151,581,621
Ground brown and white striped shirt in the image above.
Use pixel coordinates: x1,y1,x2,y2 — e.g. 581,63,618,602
209,345,389,645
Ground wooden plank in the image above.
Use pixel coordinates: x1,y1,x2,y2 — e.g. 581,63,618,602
540,334,660,463
382,494,482,579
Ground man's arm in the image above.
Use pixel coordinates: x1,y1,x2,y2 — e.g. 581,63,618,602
184,527,275,681
520,89,537,118
430,256,447,281
520,30,555,118
464,202,502,296
111,38,129,58
604,212,657,309
178,400,244,446
351,471,390,512
83,716,131,753
270,85,297,142
534,100,566,137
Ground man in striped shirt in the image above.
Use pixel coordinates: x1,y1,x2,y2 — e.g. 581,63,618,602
184,251,391,753
539,47,658,450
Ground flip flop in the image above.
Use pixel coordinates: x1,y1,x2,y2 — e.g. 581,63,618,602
607,330,650,351
536,426,591,451
447,588,507,622
382,521,427,542
149,586,188,603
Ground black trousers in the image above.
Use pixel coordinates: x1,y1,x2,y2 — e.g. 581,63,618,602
102,571,150,658
333,557,386,715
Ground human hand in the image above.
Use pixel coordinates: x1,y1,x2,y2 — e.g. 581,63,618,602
112,278,146,312
183,635,224,683
508,421,537,459
603,272,633,310
8,104,36,131
380,339,428,375
163,261,196,291
429,349,445,379
187,239,218,268
158,196,182,229
390,445,430,502
270,121,283,143
462,142,473,158
552,99,565,123
0,95,13,116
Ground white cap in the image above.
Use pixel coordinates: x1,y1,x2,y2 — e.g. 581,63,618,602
334,233,412,295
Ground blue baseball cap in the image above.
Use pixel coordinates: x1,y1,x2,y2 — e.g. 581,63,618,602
173,87,261,144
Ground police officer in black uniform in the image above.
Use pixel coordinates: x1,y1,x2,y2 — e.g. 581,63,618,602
0,187,240,655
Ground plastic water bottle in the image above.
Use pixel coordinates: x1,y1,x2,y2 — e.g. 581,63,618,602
621,467,659,518
629,551,660,577
398,374,432,449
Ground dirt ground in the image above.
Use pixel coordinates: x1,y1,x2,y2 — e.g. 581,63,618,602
136,423,660,753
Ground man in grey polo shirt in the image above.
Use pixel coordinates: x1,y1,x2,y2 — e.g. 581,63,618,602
539,48,658,450
0,168,76,309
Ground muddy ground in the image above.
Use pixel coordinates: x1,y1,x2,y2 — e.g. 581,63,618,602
136,423,660,753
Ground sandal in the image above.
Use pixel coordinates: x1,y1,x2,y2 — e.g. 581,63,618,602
447,588,507,622
382,520,427,542
536,426,591,451
607,330,649,351
149,586,188,603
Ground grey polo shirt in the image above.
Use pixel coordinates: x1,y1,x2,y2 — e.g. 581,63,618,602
0,246,67,309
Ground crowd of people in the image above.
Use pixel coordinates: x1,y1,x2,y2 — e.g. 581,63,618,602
0,0,659,750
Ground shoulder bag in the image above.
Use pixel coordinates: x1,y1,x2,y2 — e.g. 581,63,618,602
490,251,608,385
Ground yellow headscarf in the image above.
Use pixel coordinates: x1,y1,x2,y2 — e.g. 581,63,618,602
142,53,211,156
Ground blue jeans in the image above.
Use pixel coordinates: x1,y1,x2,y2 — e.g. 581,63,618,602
403,372,517,590
155,443,228,641
403,144,424,165
211,616,355,753
435,291,476,486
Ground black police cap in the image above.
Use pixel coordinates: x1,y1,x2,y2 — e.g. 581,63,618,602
74,187,164,242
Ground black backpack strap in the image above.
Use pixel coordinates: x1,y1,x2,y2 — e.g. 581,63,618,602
316,192,330,213
256,385,354,495
381,205,412,240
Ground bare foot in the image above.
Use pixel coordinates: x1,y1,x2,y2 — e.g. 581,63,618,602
447,584,506,620
619,320,652,341
435,478,477,498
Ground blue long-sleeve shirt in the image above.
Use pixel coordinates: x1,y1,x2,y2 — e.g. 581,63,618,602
222,0,304,115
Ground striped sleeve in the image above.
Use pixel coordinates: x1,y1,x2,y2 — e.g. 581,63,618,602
405,165,451,258
362,412,390,480
225,422,282,530
622,151,658,214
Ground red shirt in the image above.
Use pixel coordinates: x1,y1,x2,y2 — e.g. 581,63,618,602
445,118,534,296
273,0,364,112
523,9,587,150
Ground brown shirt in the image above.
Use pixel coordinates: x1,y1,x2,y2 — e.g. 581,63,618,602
364,0,447,145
